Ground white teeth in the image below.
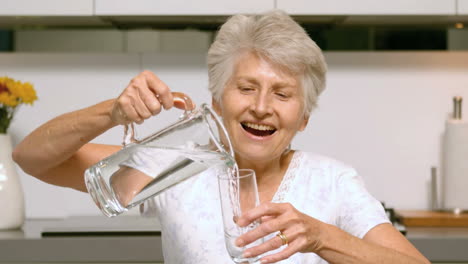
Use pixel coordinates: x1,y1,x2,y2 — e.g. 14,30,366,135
243,122,275,131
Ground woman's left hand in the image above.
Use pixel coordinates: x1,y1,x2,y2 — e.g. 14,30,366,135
235,202,326,263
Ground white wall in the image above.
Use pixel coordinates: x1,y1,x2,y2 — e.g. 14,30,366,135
297,52,468,210
1,51,468,218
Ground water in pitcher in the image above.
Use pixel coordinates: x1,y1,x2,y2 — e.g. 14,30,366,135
85,142,236,217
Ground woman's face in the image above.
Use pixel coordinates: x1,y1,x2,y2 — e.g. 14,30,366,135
213,52,308,164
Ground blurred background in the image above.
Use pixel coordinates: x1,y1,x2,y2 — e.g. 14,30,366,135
1,1,468,263
2,0,467,218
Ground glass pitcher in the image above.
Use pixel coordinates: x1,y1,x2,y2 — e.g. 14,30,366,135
84,92,235,217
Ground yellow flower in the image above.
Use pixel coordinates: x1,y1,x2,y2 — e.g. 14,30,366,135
0,91,19,107
20,82,37,104
0,76,38,133
0,77,12,93
8,80,37,105
0,76,38,106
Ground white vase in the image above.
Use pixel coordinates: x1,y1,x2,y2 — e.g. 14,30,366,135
0,134,25,229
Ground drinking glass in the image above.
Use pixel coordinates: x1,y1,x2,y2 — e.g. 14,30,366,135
218,169,263,263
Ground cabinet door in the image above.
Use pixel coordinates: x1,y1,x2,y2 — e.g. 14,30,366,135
459,0,468,14
0,0,93,15
277,0,456,15
95,0,274,15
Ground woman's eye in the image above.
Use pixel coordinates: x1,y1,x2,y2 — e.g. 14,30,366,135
275,92,289,99
239,87,254,92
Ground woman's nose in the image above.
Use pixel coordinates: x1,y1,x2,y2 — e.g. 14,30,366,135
251,92,272,117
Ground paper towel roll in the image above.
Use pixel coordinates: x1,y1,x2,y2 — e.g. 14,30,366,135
443,119,468,210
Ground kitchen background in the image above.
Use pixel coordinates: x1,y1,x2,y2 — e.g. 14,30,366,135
1,0,468,220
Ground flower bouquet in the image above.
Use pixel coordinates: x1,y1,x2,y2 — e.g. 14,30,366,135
0,77,37,134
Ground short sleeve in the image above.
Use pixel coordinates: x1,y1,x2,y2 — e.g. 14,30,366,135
336,168,390,238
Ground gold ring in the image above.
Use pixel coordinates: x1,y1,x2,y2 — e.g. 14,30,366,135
276,231,288,245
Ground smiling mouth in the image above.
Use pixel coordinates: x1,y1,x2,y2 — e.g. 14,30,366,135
241,122,276,137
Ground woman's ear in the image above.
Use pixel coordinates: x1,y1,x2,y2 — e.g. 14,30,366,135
298,115,309,132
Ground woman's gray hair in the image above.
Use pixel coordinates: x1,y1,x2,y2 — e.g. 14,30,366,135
207,9,327,116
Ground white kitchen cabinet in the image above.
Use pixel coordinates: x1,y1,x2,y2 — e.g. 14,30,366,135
277,0,456,15
95,0,274,16
0,0,93,15
458,0,468,14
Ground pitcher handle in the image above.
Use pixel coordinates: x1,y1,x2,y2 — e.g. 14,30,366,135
122,92,195,146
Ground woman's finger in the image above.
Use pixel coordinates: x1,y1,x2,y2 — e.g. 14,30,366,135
124,77,154,121
119,97,141,123
143,71,174,110
237,202,289,227
111,71,195,126
128,83,155,121
111,95,140,125
236,212,290,247
133,95,153,124
260,241,302,264
241,231,288,259
137,82,163,116
260,215,275,222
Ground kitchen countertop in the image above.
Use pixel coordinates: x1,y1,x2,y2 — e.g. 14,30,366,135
396,210,468,227
1,216,468,263
406,227,468,262
395,210,468,262
0,216,163,263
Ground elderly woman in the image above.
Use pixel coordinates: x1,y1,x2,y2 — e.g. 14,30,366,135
13,10,429,264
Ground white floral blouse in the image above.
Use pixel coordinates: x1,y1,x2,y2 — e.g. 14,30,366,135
147,151,390,264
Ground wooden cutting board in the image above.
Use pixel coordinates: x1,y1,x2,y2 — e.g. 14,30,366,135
395,210,468,227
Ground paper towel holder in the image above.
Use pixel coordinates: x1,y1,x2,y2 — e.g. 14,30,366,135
441,96,467,215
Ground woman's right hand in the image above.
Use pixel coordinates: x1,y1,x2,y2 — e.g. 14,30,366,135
110,70,192,125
